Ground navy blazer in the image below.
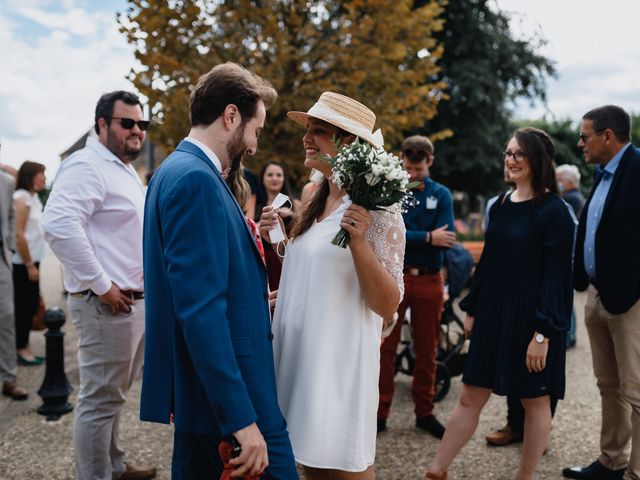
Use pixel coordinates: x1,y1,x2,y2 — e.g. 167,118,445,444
141,140,286,439
574,144,640,314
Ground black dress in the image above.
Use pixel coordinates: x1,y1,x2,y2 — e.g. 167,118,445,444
460,193,575,399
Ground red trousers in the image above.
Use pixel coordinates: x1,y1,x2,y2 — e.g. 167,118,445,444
378,272,444,419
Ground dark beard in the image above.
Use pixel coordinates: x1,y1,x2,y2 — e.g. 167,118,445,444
106,127,142,163
226,124,247,174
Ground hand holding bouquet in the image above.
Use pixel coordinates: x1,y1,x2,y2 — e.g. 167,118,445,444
328,138,419,248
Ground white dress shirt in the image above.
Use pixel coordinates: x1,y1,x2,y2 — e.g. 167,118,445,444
184,137,222,172
42,136,146,295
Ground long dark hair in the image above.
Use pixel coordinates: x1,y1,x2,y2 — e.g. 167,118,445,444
226,163,252,214
254,161,293,221
513,127,558,204
16,161,45,192
289,126,353,239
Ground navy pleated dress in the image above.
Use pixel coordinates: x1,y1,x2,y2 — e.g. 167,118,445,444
460,192,575,400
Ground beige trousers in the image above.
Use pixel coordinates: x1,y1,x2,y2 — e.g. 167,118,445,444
585,285,640,480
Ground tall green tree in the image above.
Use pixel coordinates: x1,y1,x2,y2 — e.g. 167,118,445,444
119,0,448,184
417,0,555,200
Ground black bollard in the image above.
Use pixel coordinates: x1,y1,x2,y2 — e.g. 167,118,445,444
37,307,73,421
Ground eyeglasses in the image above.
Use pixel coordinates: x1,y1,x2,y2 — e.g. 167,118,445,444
578,129,604,143
110,117,150,131
502,150,526,162
402,148,429,161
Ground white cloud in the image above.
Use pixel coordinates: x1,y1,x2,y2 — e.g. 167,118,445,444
0,2,137,179
493,0,640,120
15,5,100,37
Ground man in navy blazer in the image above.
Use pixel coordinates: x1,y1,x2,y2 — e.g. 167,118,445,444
563,105,640,480
142,63,297,479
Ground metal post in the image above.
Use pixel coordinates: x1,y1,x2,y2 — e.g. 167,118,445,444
37,307,73,420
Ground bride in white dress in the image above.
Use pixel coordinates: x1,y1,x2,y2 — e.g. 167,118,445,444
260,92,405,479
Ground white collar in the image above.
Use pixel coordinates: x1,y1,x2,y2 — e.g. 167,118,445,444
184,137,222,172
85,136,139,177
86,136,128,165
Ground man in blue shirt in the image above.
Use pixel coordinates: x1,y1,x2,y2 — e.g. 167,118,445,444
378,135,455,438
563,105,640,480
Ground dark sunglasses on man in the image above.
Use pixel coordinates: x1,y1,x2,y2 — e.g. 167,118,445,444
402,148,429,162
111,117,150,131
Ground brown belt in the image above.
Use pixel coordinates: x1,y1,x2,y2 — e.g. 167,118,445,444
403,266,440,276
69,290,144,300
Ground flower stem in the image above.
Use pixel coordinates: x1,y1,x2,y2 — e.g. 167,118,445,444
330,228,351,248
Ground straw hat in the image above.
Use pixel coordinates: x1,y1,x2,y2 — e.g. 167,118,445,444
287,92,384,148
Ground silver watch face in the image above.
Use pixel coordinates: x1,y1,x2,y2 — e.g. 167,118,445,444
535,333,544,343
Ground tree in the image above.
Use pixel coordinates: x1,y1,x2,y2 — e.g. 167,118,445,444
417,0,555,201
118,0,448,185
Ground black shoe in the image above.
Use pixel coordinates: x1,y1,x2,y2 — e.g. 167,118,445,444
377,417,387,433
562,460,625,479
416,415,445,439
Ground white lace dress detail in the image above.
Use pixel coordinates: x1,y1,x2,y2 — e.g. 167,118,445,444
366,210,406,299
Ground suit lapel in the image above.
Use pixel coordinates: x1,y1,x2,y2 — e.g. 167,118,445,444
175,141,265,267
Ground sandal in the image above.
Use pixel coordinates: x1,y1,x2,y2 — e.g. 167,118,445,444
426,470,447,480
17,353,44,366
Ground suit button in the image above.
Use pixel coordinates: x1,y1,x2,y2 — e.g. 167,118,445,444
268,332,274,341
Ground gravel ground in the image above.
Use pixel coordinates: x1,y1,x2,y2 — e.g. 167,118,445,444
0,251,601,479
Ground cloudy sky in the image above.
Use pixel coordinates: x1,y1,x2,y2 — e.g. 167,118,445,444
0,0,131,177
1,0,639,178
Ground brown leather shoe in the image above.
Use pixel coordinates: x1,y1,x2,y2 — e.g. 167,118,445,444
485,424,522,446
2,380,28,401
116,462,157,480
426,470,448,480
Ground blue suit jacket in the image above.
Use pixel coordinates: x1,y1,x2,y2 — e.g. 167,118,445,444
141,140,288,441
574,144,640,314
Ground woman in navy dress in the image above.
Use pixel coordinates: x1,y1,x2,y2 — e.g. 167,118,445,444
426,128,575,480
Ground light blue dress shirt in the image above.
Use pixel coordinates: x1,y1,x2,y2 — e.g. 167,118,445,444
584,143,631,280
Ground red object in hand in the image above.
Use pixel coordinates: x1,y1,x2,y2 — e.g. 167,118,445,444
218,441,262,480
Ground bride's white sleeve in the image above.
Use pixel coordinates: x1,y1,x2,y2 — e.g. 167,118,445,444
367,210,406,299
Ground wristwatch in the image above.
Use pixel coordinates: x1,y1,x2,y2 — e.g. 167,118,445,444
535,333,549,344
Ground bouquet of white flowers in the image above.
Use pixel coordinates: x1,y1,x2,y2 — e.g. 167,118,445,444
328,138,419,248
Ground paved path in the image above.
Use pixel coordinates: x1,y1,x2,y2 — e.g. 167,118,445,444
0,251,602,479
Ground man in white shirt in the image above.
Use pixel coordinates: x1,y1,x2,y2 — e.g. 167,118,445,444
43,91,156,480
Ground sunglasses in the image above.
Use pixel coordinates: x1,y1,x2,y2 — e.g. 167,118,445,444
111,117,150,131
402,148,429,161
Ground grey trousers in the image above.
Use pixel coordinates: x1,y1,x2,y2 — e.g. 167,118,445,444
0,259,17,382
68,293,145,480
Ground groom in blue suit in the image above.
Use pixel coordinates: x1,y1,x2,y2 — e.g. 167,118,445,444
141,63,297,479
